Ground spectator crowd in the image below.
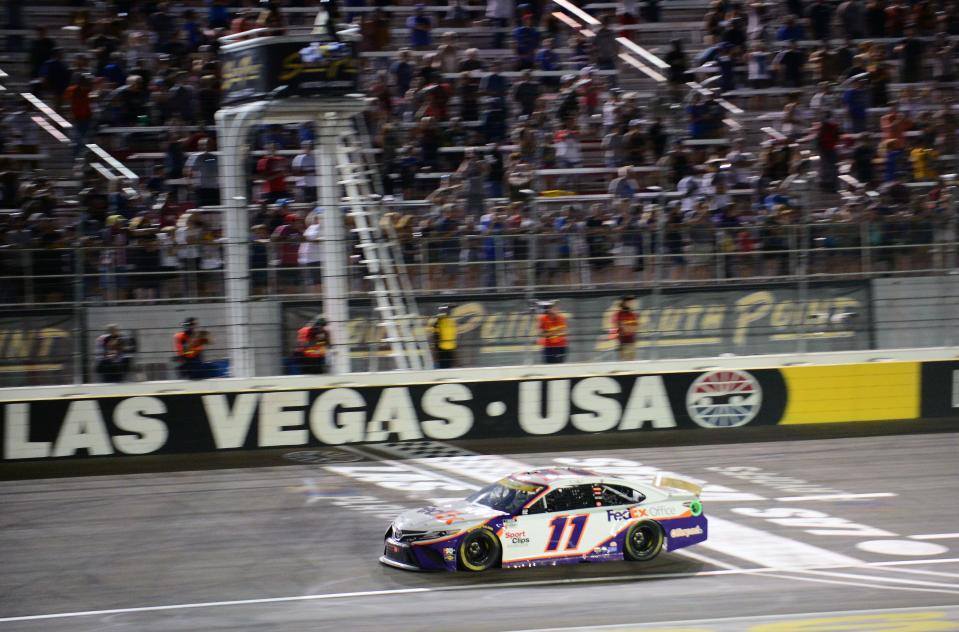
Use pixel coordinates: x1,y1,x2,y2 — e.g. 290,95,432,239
2,0,959,306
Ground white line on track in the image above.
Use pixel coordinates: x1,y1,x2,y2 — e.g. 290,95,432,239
912,533,959,540
503,603,959,632
774,492,898,502
2,559,957,623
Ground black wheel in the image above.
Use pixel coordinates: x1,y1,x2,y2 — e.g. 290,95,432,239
623,521,664,562
457,528,501,572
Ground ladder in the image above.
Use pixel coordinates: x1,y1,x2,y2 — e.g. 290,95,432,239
335,115,433,371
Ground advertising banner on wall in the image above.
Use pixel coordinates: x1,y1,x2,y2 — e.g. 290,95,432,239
1,367,788,460
284,282,871,371
0,311,74,387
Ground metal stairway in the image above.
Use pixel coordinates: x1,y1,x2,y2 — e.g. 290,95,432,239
335,115,433,371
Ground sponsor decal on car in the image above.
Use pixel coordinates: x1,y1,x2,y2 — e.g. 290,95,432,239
606,504,688,521
630,504,686,519
443,547,456,561
503,529,530,544
670,526,704,538
606,509,631,522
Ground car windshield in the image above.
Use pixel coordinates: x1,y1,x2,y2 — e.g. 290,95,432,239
467,479,544,515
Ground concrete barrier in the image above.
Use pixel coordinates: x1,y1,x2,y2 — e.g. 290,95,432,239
2,347,956,462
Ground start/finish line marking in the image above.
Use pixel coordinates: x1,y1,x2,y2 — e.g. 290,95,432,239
2,560,959,624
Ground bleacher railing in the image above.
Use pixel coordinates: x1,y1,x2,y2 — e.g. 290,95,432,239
1,220,956,308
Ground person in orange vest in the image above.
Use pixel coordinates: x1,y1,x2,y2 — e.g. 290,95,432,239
298,317,331,374
173,317,213,379
297,315,324,345
611,295,639,361
538,300,568,364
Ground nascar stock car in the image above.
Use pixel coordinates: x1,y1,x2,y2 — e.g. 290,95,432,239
380,467,707,572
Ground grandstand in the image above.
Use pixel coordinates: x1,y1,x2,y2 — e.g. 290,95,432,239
0,0,957,382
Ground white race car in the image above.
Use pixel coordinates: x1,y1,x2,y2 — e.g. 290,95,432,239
381,467,707,571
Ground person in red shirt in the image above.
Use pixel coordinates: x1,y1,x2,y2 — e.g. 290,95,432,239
538,301,568,364
804,111,841,193
577,68,601,116
64,74,93,158
271,211,303,292
611,295,639,361
257,143,290,203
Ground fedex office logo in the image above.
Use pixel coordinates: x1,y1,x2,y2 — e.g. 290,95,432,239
606,509,631,521
670,526,703,538
606,507,659,521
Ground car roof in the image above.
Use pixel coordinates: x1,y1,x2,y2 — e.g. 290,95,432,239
506,467,663,495
508,467,609,487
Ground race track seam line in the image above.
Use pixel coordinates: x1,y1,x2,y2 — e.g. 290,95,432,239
2,559,958,624
873,566,959,579
794,568,959,590
501,603,959,632
760,570,959,597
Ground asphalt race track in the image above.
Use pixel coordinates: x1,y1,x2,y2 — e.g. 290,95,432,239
2,427,959,631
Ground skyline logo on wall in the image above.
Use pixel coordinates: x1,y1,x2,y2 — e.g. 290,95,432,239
685,370,763,428
0,370,788,461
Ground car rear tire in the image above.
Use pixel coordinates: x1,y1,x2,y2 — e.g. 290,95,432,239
458,528,501,572
623,521,664,562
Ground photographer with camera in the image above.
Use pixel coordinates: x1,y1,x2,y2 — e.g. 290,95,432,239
95,324,135,382
537,300,568,364
429,304,458,369
296,315,331,374
173,317,214,380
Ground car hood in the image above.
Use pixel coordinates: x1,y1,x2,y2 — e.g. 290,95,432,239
393,499,506,533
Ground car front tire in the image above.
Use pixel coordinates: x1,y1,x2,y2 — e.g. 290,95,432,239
624,520,664,562
458,528,501,572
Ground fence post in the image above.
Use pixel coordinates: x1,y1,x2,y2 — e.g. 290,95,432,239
860,220,872,274
649,209,666,362
23,248,34,305
797,215,811,354
74,225,86,384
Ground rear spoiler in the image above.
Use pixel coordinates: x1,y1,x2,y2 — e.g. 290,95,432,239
654,475,703,498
